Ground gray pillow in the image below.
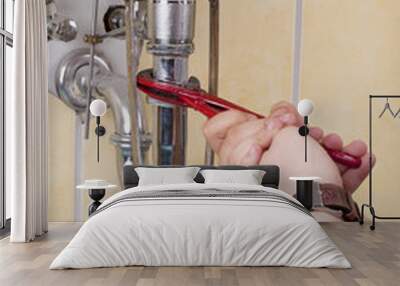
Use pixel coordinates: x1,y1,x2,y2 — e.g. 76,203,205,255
200,169,266,185
135,167,201,186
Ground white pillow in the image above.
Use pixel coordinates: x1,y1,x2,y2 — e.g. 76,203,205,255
135,167,201,186
200,169,266,185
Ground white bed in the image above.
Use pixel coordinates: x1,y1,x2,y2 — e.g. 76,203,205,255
50,183,350,269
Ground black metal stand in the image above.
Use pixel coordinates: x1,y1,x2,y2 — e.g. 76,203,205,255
296,180,313,210
88,188,105,216
360,95,400,230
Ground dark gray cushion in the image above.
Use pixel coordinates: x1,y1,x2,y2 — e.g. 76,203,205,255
123,165,280,189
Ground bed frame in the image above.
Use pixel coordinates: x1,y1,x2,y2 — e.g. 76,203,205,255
123,165,280,189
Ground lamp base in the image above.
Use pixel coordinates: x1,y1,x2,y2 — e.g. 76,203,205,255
88,188,106,215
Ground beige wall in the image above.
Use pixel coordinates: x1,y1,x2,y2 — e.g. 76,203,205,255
49,0,400,221
301,0,400,217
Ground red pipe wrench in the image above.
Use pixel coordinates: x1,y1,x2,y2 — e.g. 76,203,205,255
137,70,362,169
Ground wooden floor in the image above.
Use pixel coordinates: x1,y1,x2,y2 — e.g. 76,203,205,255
0,222,399,286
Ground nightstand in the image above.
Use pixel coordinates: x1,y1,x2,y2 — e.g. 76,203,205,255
289,177,321,210
77,180,118,215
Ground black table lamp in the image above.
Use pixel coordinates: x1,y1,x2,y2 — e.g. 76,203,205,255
89,99,107,162
297,99,314,162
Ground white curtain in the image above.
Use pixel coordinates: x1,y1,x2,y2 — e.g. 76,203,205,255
7,0,48,242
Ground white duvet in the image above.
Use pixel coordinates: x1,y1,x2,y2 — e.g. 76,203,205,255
50,183,350,269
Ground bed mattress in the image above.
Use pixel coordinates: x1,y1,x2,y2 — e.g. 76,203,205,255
50,183,350,269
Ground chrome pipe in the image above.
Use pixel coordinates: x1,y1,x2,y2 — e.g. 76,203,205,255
124,0,147,165
204,0,219,165
55,49,151,185
84,0,100,139
151,56,189,165
146,0,196,165
94,72,151,184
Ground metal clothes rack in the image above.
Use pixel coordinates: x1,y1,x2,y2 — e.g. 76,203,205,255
360,95,400,230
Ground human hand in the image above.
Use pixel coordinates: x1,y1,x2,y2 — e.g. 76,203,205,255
270,101,374,196
202,101,304,165
283,126,375,220
306,131,375,195
202,100,375,220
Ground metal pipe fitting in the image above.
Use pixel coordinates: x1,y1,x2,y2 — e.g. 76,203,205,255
147,0,195,56
103,5,126,38
55,49,150,185
55,49,110,112
46,1,78,42
94,72,152,182
146,0,196,165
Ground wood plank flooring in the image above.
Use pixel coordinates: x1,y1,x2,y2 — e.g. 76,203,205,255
0,222,399,286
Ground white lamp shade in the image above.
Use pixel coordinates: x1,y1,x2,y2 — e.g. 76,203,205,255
297,99,314,116
90,99,107,117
